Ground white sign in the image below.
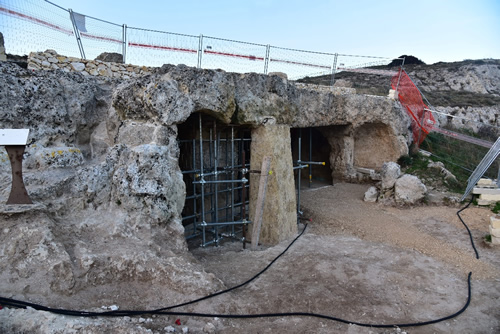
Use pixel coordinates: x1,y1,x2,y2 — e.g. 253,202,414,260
0,129,30,145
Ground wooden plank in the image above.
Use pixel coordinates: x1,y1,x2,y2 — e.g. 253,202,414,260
251,156,272,250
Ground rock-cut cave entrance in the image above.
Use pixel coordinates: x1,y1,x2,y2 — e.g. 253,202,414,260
291,127,333,188
177,112,251,247
290,127,333,218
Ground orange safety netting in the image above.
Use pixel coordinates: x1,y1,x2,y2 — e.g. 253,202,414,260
391,69,435,145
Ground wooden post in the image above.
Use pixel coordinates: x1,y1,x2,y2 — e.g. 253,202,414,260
251,156,272,250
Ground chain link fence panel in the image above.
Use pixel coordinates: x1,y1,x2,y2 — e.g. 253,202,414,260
1,0,396,84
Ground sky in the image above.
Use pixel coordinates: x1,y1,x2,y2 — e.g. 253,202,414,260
46,0,500,65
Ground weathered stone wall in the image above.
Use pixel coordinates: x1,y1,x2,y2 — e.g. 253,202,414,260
27,50,152,78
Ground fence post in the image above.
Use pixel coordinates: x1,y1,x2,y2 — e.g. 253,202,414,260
264,44,270,74
197,34,203,68
122,24,127,63
330,53,338,87
68,9,86,59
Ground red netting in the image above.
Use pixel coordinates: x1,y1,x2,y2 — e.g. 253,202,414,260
391,69,435,145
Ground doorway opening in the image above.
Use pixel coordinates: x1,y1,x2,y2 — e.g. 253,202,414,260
178,112,251,247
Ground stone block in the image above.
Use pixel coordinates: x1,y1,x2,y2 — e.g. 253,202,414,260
489,225,500,238
492,235,500,245
490,215,500,229
394,174,427,204
477,178,496,187
477,198,493,206
479,193,500,202
71,62,85,71
364,186,378,202
473,187,500,195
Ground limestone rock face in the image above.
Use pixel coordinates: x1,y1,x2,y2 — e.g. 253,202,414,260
0,59,410,321
381,162,401,189
394,174,427,204
409,62,500,95
0,62,221,310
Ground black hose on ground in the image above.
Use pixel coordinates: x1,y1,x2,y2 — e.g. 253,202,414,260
0,203,479,329
0,272,474,328
457,196,480,259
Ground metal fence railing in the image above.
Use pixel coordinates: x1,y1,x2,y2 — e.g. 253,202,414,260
0,0,395,81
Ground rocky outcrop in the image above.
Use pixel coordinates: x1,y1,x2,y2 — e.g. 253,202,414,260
408,60,500,96
0,56,410,324
0,61,222,311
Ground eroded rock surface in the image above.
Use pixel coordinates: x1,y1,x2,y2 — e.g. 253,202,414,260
0,59,410,330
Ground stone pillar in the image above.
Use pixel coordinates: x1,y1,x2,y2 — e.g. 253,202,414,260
322,125,356,180
249,124,297,245
0,32,7,62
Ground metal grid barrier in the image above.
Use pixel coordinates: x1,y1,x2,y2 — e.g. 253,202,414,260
201,36,268,74
179,114,251,247
75,13,124,60
1,0,79,57
127,28,199,68
1,0,394,81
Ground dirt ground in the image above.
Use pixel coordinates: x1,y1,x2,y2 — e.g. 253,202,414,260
2,182,499,333
186,182,500,334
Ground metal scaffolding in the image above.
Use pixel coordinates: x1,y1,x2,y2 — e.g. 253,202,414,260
293,128,327,220
178,114,251,247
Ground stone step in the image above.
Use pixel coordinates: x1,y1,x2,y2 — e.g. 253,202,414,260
476,178,498,187
473,187,500,195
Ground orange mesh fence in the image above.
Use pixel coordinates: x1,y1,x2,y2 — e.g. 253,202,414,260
391,69,435,145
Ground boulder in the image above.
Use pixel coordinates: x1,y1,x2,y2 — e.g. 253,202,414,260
394,174,427,204
364,186,379,202
95,52,123,63
381,161,401,189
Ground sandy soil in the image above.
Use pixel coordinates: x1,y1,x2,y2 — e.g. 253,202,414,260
186,183,500,334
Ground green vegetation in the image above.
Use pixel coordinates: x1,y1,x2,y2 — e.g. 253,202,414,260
485,234,492,243
492,202,500,214
420,132,496,192
400,130,499,194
